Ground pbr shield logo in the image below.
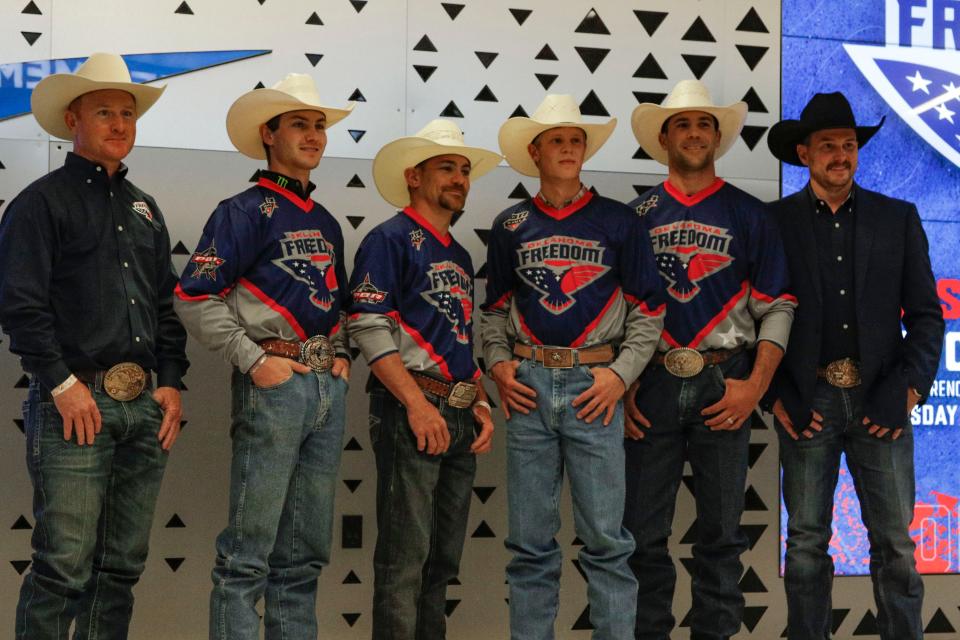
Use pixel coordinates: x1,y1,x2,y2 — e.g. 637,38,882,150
515,235,609,314
845,0,960,167
273,230,339,311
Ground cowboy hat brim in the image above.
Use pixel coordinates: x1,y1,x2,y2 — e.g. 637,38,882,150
766,118,884,165
31,74,165,140
630,102,747,165
226,88,354,159
373,137,503,208
497,118,617,177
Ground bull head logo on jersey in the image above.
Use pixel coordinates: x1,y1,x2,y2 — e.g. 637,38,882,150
421,261,473,344
515,235,609,314
649,221,733,301
273,230,339,311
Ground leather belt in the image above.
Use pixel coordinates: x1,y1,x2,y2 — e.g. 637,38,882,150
653,345,744,378
513,343,615,369
73,363,151,401
408,371,478,409
259,336,335,372
816,358,861,388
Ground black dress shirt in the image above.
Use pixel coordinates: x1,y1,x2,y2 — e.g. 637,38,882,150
257,169,316,200
810,183,859,366
0,152,189,390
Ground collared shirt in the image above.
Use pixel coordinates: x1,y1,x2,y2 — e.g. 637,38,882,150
257,169,315,201
0,152,189,389
809,183,859,365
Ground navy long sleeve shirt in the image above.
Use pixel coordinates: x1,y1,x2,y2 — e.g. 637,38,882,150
0,152,188,390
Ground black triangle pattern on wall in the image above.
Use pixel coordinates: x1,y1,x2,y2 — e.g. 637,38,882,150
441,3,464,20
575,8,609,35
22,1,42,15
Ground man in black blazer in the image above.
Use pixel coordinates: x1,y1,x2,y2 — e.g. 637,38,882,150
766,92,944,640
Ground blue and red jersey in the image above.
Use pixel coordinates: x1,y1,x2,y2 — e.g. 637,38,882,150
347,207,480,382
628,178,796,352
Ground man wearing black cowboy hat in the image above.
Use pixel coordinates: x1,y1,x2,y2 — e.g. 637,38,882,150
766,91,944,640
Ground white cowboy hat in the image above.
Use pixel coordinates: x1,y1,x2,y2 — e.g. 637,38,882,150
226,73,354,159
498,94,616,177
373,119,503,208
631,79,747,165
30,52,165,140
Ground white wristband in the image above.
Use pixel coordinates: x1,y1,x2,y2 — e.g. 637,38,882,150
472,400,492,413
50,374,79,397
248,353,269,375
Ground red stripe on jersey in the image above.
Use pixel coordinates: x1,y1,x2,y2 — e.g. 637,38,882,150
623,293,666,317
483,290,512,311
751,288,798,305
516,311,544,345
258,177,315,213
175,282,233,301
663,178,725,207
571,288,619,347
661,280,749,349
238,277,309,341
403,207,452,247
386,310,454,380
533,189,594,220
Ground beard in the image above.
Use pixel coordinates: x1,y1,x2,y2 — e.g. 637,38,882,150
438,189,466,212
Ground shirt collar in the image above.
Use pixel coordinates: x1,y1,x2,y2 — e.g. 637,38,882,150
258,170,315,200
536,183,588,210
64,151,128,182
808,181,855,216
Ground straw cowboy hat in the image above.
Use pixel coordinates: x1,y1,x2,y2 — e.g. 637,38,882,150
226,73,354,159
373,119,503,208
498,94,617,177
631,79,747,165
30,52,165,140
767,91,884,166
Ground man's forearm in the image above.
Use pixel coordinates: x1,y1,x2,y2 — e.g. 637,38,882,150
749,340,785,396
369,353,431,410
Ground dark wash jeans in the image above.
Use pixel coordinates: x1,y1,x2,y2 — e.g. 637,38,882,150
623,351,752,640
209,369,346,640
369,386,477,640
16,380,168,640
777,380,922,640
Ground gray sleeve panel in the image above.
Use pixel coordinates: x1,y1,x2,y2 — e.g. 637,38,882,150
480,298,515,369
173,293,264,373
349,312,400,364
332,311,349,356
750,294,796,352
609,303,664,387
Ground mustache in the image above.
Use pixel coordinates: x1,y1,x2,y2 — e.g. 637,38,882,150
828,162,851,171
443,187,466,195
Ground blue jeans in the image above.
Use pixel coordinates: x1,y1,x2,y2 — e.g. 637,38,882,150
623,352,752,640
506,359,637,640
15,380,168,640
209,369,346,640
369,386,477,640
777,380,922,640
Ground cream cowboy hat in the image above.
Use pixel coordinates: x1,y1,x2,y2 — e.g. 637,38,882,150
631,79,747,165
226,73,354,159
498,94,616,177
30,52,165,140
373,119,503,208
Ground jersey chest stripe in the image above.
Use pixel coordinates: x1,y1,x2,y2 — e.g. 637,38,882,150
570,288,620,348
385,310,454,381
516,310,544,346
257,177,315,213
238,277,309,341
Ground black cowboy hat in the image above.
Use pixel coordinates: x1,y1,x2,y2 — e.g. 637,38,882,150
767,91,885,166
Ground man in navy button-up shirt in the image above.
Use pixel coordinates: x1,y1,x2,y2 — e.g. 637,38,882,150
0,53,187,639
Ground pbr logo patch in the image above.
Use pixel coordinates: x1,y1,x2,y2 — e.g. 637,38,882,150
421,261,473,344
409,228,426,251
190,242,226,281
273,230,339,311
649,221,733,301
515,235,609,314
352,273,387,305
845,1,960,167
131,201,153,221
635,194,659,217
259,196,278,217
503,209,529,231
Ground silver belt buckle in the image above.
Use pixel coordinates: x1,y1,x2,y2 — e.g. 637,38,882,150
447,382,477,409
824,358,860,388
541,347,574,368
663,348,704,378
300,335,335,372
103,362,147,401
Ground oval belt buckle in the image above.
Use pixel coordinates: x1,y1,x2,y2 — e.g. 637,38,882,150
103,362,147,401
663,348,704,378
301,335,335,372
447,382,477,409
